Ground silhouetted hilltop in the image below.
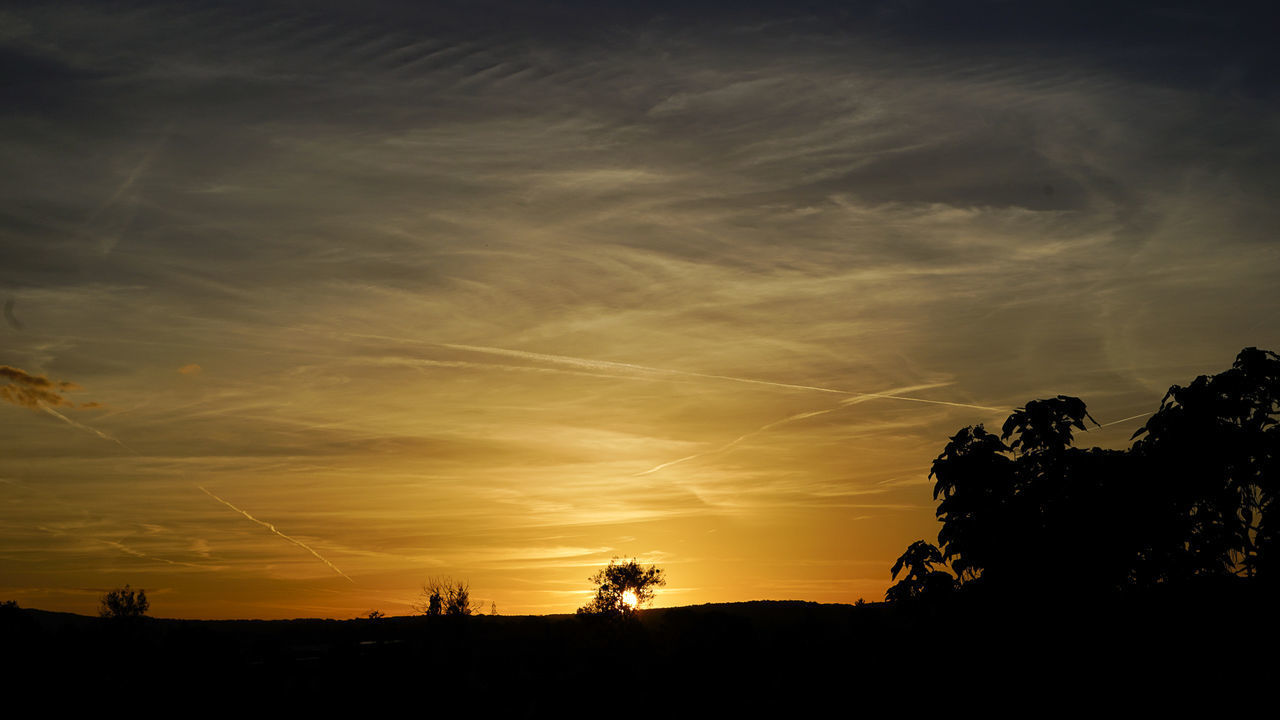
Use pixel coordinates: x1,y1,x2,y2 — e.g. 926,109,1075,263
7,586,1277,709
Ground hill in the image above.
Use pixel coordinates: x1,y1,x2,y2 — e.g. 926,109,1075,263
6,585,1277,709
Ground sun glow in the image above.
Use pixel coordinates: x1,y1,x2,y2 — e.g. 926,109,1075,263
621,590,639,609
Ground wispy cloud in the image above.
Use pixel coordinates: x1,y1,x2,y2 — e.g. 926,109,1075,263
2,0,1275,616
1,365,128,449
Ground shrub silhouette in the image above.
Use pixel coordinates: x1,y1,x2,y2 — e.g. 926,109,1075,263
99,585,149,619
415,577,473,616
578,558,665,617
445,581,472,616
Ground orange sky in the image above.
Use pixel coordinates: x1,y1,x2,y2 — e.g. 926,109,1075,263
2,1,1278,618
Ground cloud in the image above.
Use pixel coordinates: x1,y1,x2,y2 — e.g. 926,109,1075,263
2,1,1277,616
0,365,81,409
0,365,128,449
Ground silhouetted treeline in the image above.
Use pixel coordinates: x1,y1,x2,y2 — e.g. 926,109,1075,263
891,347,1280,601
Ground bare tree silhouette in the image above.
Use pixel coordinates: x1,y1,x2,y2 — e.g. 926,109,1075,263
415,577,473,617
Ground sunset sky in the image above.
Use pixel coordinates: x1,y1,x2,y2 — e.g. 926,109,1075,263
2,1,1277,619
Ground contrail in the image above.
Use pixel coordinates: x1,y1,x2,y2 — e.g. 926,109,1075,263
381,355,701,385
3,298,22,330
1097,411,1153,428
10,477,219,571
636,406,860,476
635,383,953,476
439,342,1007,412
40,404,136,452
86,130,169,221
83,128,171,254
97,538,216,570
198,486,354,583
345,333,1005,411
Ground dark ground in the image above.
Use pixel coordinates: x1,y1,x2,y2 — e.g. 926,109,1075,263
4,579,1277,710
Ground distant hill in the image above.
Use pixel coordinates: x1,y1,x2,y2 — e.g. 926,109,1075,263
4,587,1276,709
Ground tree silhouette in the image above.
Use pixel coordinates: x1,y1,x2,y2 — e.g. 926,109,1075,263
886,540,953,602
445,580,472,616
578,558,665,617
905,347,1280,598
99,585,149,620
1001,395,1097,462
1000,396,1117,591
1132,347,1280,579
415,577,473,617
930,424,1016,585
928,395,1153,592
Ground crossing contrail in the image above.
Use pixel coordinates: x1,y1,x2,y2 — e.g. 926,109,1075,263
198,486,354,583
97,538,216,570
439,342,1007,412
41,405,135,452
85,129,170,222
634,383,955,476
634,406,838,477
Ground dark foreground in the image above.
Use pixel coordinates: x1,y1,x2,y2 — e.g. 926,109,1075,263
6,579,1278,709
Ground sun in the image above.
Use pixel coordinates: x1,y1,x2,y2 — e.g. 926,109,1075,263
621,590,639,610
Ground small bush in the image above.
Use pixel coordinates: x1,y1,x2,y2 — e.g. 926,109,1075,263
100,585,149,620
415,577,473,617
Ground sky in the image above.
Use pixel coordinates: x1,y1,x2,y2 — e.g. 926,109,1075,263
2,0,1278,619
